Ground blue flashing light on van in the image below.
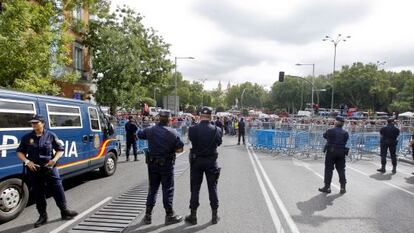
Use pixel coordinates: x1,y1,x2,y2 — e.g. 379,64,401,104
0,89,121,223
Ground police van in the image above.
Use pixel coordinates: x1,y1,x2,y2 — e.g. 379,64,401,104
0,89,121,222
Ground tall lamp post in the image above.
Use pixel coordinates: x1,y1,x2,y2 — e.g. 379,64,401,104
174,56,195,115
323,34,351,112
296,63,315,113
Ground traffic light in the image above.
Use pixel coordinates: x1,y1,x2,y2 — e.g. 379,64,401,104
279,71,285,82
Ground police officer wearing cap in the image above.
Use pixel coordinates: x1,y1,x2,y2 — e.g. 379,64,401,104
125,115,138,161
185,106,223,225
16,115,78,228
137,110,184,225
377,118,400,174
319,116,349,194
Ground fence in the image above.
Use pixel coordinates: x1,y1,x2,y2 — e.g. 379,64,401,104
248,121,413,160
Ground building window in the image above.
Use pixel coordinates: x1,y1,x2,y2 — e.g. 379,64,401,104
73,42,83,72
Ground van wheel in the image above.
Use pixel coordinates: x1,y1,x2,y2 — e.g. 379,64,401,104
0,178,29,223
100,152,117,177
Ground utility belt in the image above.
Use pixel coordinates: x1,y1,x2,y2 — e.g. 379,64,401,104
144,149,175,165
323,144,349,156
189,148,217,164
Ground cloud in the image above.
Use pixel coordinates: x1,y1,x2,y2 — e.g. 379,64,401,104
194,0,373,44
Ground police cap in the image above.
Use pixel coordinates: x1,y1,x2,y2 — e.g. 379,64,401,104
29,114,45,123
335,116,345,122
200,106,213,115
159,110,171,118
387,117,395,123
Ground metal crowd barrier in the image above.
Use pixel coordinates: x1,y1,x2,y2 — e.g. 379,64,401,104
248,122,413,160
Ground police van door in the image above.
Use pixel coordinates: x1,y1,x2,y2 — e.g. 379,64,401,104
87,107,105,167
43,102,89,174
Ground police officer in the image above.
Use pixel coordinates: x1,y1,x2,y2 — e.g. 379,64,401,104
377,118,400,174
16,115,78,228
319,116,349,194
137,110,184,225
185,107,222,225
238,117,246,145
125,116,138,161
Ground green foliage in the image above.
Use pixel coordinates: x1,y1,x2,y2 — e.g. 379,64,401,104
216,106,225,112
0,0,81,95
86,5,173,110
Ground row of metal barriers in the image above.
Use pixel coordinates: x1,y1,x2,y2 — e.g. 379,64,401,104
247,126,413,160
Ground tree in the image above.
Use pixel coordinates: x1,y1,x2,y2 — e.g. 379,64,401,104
85,6,173,113
0,0,82,94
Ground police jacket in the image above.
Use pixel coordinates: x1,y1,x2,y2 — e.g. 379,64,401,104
189,120,223,157
125,121,138,139
238,120,245,132
380,123,400,145
137,123,184,158
323,126,349,148
16,129,64,165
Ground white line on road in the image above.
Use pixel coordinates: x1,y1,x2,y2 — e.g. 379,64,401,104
50,197,112,233
249,146,301,233
292,158,340,190
347,165,414,197
246,146,285,233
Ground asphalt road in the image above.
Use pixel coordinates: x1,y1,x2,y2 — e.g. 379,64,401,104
2,135,414,233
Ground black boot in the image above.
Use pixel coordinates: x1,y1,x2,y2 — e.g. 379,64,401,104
340,184,346,194
212,209,220,224
318,185,331,193
184,209,197,225
377,165,386,173
34,213,48,228
143,208,152,224
392,166,397,174
61,208,78,220
165,209,183,225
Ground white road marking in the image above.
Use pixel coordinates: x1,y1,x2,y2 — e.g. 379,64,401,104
347,166,414,197
50,197,112,233
246,146,285,233
292,158,340,190
249,146,301,233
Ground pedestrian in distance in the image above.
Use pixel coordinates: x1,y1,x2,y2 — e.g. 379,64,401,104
238,117,246,145
16,115,78,228
185,107,223,225
319,116,349,194
125,115,139,161
377,118,400,174
137,110,184,225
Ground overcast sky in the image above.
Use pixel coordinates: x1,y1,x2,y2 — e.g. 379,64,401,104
111,0,414,90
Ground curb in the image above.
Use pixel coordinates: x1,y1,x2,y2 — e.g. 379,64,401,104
398,157,414,165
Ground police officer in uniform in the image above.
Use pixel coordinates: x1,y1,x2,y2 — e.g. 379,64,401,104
125,116,138,161
237,117,246,145
137,110,184,225
16,115,78,228
185,107,222,225
377,118,400,174
319,116,349,194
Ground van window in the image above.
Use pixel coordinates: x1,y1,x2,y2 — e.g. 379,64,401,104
88,107,101,131
47,104,82,128
0,99,36,129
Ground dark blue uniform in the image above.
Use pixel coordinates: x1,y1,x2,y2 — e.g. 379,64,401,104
16,129,66,215
379,123,400,168
238,119,246,144
323,126,349,187
137,123,184,210
188,120,222,210
125,120,138,160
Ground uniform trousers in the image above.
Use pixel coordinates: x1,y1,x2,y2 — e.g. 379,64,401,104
380,143,397,167
146,161,174,210
324,151,346,186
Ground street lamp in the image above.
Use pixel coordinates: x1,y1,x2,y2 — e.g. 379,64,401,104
240,88,247,110
174,56,195,115
296,63,315,113
323,34,351,112
153,87,160,107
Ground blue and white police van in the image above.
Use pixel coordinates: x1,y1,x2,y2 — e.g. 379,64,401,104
0,89,121,222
